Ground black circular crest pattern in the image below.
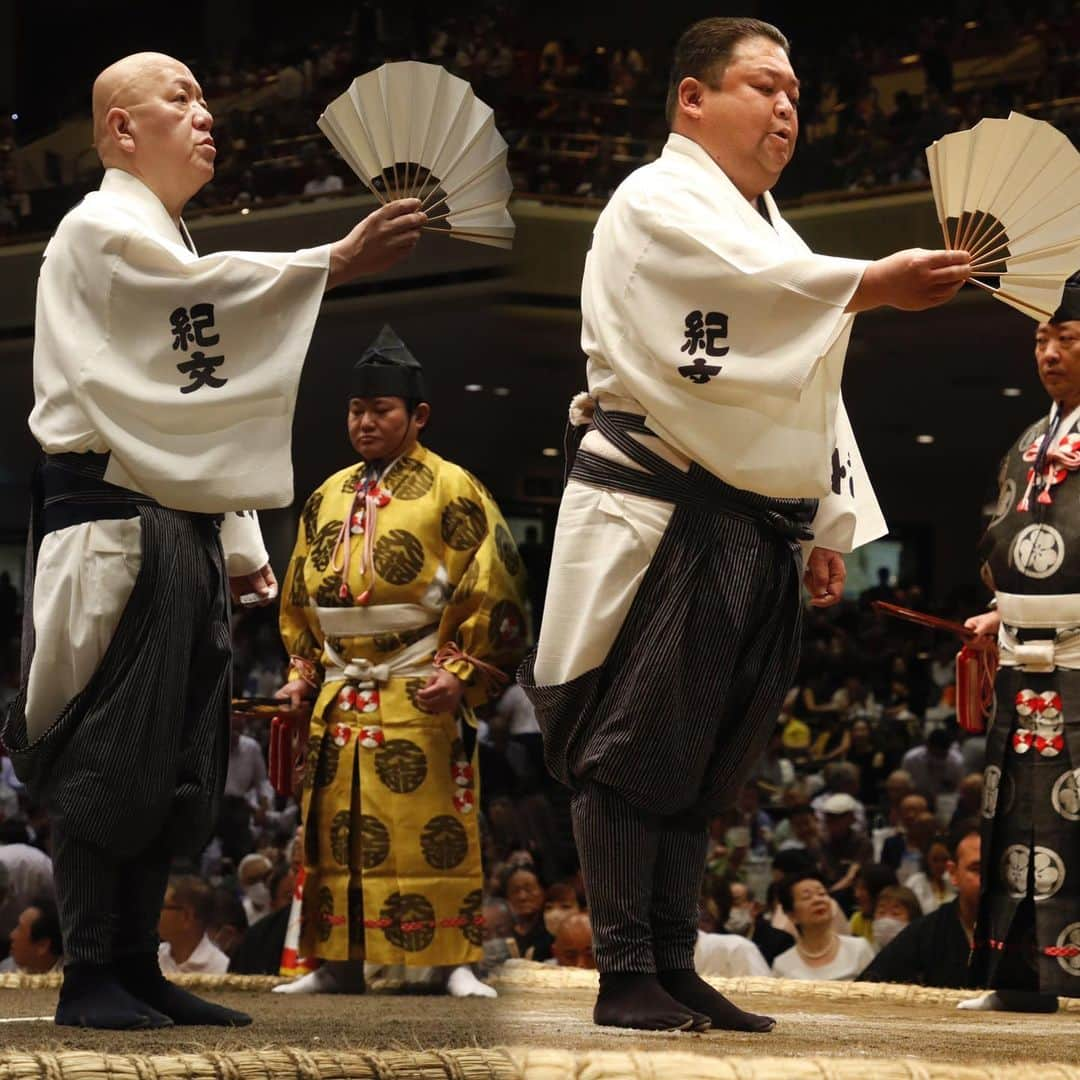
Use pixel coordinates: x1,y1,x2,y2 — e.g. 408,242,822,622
314,737,340,788
494,524,521,576
330,810,351,866
348,887,365,946
372,631,402,653
488,599,526,650
317,886,334,943
441,498,488,551
374,529,425,585
381,891,436,952
459,888,484,947
420,815,469,870
360,815,391,869
309,520,344,572
374,739,428,793
304,732,321,787
453,559,480,603
384,457,435,500
404,677,428,711
314,573,351,608
288,556,309,608
302,492,323,545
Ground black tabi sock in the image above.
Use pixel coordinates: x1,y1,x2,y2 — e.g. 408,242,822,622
55,963,173,1030
114,954,252,1027
594,971,710,1032
994,989,1059,1014
658,969,776,1033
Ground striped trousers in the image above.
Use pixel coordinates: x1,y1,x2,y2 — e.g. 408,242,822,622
5,504,232,963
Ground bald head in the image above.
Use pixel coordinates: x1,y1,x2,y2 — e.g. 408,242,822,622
90,53,215,218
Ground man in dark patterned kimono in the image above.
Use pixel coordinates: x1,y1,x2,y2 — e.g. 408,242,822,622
963,273,1080,1012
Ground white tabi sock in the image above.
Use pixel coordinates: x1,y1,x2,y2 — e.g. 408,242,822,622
956,992,1003,1011
272,965,342,994
446,965,497,998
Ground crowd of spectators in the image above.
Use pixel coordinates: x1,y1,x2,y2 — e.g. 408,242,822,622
1,3,1078,240
0,559,999,989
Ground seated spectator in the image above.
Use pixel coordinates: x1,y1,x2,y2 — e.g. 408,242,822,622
543,881,583,939
694,903,771,978
771,873,875,981
882,770,916,829
238,853,273,925
302,155,344,197
726,880,794,966
902,727,964,804
811,763,868,835
768,851,850,940
158,876,229,975
480,897,519,972
2,898,62,974
847,718,888,807
0,840,53,950
948,774,983,842
891,810,938,886
228,860,294,975
849,864,899,944
208,888,249,963
779,804,824,862
871,885,922,951
905,836,957,916
753,725,795,800
504,864,553,962
860,832,980,988
552,912,595,969
818,793,874,912
880,792,930,872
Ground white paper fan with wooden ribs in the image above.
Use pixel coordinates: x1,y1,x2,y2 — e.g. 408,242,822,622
317,61,514,250
926,111,1080,319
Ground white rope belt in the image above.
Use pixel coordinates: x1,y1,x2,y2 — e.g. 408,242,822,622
322,631,439,687
997,591,1080,672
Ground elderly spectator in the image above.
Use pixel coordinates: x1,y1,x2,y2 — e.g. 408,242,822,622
811,763,868,835
902,727,964,803
905,837,958,916
724,880,795,966
228,861,295,975
237,853,272,925
819,794,874,911
860,832,980,987
158,876,228,975
880,793,929,871
771,874,874,980
0,841,53,950
889,810,938,886
505,864,553,962
948,774,984,843
2,898,63,974
871,885,923,951
553,913,596,969
849,864,899,944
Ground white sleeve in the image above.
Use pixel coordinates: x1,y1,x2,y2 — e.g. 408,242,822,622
807,398,887,555
731,937,771,978
49,211,330,513
617,191,867,405
218,510,270,576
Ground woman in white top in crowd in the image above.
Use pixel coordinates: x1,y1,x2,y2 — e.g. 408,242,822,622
771,874,874,980
904,837,957,916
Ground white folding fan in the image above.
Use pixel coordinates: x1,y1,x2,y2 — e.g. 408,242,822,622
317,61,515,250
926,111,1080,319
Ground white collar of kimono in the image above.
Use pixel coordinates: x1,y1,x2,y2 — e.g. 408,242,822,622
662,132,788,246
99,168,196,253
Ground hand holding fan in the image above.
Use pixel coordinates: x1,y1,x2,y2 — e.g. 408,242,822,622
317,62,515,250
926,112,1080,319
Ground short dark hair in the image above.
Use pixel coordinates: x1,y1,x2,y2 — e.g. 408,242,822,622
27,898,63,959
778,871,826,915
666,17,790,124
169,874,214,927
875,884,923,922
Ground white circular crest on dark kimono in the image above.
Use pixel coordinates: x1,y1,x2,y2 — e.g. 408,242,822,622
1011,524,1066,580
1055,922,1080,975
1002,844,1030,898
1034,846,1067,901
1052,769,1080,821
989,479,1016,528
983,766,1002,818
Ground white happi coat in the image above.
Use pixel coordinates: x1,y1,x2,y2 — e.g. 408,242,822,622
25,169,331,736
535,133,887,687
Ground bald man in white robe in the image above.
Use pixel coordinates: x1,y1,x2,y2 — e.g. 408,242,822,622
2,52,425,1029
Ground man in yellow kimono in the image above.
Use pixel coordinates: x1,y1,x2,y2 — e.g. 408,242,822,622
276,327,528,996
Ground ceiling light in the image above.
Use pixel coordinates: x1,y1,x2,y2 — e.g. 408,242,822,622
900,53,921,65
493,387,511,397
964,19,978,29
10,113,17,121
916,434,935,445
1002,387,1022,397
240,207,251,216
464,383,483,392
541,447,559,458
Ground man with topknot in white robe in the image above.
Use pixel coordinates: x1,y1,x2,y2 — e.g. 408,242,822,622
2,52,425,1030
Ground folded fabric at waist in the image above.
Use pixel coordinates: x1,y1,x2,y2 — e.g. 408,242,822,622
997,591,1080,628
997,594,1080,671
322,630,439,687
314,604,440,636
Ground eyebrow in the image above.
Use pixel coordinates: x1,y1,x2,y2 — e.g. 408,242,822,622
172,75,206,103
753,65,800,91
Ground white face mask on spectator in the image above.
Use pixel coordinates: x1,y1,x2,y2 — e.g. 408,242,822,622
244,882,271,910
872,916,907,949
724,907,754,936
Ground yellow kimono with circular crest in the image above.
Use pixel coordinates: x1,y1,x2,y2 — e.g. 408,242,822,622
280,443,528,965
